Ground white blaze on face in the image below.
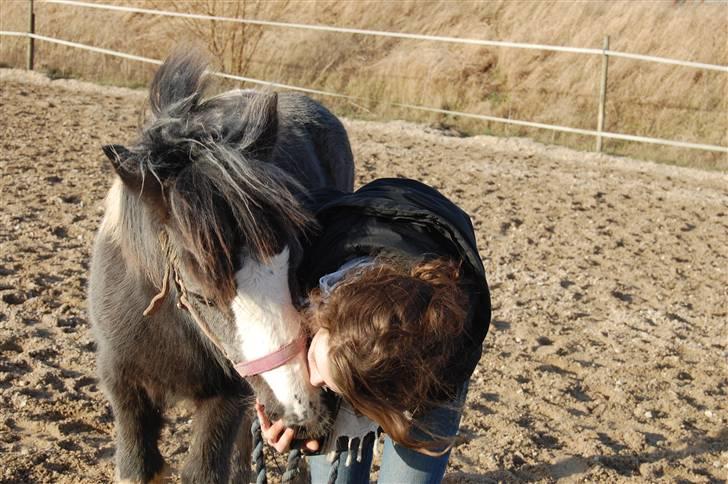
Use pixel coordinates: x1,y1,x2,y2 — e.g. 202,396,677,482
231,247,320,424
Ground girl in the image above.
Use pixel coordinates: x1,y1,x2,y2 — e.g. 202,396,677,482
257,178,491,483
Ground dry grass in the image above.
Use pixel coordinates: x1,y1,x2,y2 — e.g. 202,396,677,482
1,0,726,170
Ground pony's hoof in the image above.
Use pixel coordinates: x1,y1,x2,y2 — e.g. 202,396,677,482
117,463,173,484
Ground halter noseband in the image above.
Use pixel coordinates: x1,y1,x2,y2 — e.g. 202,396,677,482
144,232,306,378
234,336,307,377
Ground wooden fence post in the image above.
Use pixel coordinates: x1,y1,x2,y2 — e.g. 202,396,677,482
26,0,35,70
596,35,609,152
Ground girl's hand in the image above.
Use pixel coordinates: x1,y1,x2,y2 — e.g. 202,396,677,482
255,402,320,454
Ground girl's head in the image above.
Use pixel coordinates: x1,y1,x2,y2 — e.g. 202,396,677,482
305,257,468,450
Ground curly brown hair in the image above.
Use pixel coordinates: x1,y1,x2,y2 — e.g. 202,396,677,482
305,257,469,451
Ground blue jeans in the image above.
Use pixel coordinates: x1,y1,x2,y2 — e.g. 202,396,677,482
308,381,469,484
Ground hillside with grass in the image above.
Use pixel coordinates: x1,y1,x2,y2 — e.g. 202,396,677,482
1,0,726,169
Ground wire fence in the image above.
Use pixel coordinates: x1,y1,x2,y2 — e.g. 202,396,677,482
2,0,727,155
39,0,728,73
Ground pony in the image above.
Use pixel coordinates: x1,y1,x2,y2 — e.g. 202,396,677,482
88,51,354,483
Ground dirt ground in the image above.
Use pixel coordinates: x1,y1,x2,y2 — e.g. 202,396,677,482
1,69,726,483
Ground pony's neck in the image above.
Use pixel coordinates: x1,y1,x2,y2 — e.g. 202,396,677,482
99,178,166,287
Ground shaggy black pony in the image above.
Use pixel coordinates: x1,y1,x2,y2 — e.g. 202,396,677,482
88,51,353,483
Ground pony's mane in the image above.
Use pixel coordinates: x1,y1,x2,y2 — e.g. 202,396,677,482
100,178,167,289
117,50,312,303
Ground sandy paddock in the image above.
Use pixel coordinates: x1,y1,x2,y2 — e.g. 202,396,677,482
0,70,726,483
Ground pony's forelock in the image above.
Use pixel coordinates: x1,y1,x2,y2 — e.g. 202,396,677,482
166,140,311,304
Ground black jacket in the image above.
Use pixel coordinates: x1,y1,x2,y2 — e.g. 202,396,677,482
298,178,491,386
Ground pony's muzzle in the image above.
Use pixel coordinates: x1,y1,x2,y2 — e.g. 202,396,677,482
285,387,337,440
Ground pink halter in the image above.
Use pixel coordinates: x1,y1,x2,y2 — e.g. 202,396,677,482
233,335,307,377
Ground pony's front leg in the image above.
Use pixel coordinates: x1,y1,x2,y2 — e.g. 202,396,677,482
228,410,254,484
182,395,248,484
105,380,168,483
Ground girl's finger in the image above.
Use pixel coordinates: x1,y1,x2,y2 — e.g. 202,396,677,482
266,419,286,444
255,403,270,431
303,439,320,453
274,428,296,453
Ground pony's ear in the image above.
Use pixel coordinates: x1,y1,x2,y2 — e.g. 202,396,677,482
241,92,278,160
102,144,163,200
102,144,130,164
103,144,137,185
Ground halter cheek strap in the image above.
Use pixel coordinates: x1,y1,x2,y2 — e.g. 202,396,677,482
234,335,307,377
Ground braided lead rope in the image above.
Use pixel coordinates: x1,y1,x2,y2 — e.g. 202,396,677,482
281,448,302,483
251,416,268,484
326,450,342,484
